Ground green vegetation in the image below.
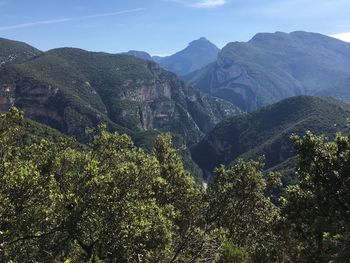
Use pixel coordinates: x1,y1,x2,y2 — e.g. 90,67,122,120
0,44,238,146
0,108,207,262
0,37,41,67
0,38,239,180
191,96,350,180
2,107,350,262
281,130,350,262
2,35,350,262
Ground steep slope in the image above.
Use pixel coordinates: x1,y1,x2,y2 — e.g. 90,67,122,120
0,46,238,145
185,32,350,111
191,96,350,180
154,37,220,76
0,38,42,67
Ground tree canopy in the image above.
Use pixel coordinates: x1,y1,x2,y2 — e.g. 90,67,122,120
1,108,350,262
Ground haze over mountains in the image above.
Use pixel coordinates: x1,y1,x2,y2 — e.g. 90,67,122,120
185,31,350,111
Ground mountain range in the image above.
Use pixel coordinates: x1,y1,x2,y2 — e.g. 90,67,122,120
2,32,350,182
184,31,350,111
0,38,238,147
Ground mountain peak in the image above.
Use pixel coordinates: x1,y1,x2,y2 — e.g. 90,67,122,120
154,37,220,76
193,37,209,42
189,37,216,47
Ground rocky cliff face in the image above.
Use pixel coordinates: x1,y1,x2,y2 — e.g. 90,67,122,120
0,45,239,145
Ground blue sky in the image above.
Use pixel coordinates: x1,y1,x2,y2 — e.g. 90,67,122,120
0,0,349,55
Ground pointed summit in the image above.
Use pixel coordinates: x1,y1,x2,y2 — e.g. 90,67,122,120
153,37,220,76
189,37,210,44
187,37,219,50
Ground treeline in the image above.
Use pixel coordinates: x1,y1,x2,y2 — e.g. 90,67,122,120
0,108,350,262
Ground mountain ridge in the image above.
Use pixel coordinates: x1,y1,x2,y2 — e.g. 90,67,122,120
185,31,350,111
0,37,42,67
0,42,239,146
191,96,350,180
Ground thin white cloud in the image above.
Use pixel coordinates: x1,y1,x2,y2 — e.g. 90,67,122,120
193,0,228,8
0,8,145,31
330,32,350,42
168,0,228,8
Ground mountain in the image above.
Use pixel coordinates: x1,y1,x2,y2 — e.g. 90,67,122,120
125,50,153,61
191,96,350,180
185,31,350,111
0,43,239,145
0,37,41,67
317,77,350,101
154,37,220,76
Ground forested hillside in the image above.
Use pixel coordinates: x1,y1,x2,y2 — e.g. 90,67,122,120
0,37,41,67
191,96,350,180
0,41,238,146
2,107,350,262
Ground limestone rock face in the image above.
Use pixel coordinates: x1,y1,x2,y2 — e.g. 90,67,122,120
0,45,239,145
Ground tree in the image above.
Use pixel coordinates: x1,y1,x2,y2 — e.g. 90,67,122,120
0,110,177,261
0,108,216,262
153,133,219,262
206,159,284,262
219,242,251,263
282,130,350,262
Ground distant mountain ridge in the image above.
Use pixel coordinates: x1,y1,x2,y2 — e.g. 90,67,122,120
185,31,350,111
125,37,220,76
155,37,220,76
